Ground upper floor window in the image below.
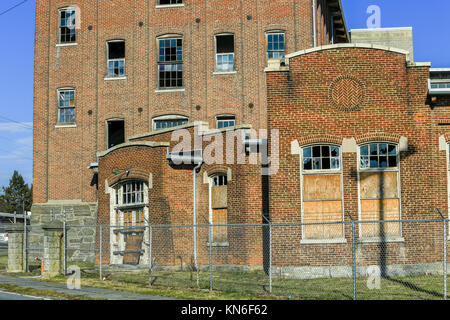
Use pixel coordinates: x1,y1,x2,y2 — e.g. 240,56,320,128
360,143,398,169
158,0,183,5
122,181,145,205
107,41,125,78
158,37,183,88
216,115,236,129
303,145,340,171
153,115,188,131
58,89,76,124
215,34,235,72
59,7,77,44
267,32,285,60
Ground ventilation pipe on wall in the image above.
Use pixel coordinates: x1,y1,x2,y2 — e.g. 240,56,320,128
166,149,203,280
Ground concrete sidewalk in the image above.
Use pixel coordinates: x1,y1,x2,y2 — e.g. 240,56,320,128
0,275,174,300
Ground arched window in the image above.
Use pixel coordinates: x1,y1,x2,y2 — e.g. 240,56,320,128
152,115,188,131
301,144,344,242
358,143,401,239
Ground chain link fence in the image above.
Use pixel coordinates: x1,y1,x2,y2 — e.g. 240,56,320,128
9,209,450,300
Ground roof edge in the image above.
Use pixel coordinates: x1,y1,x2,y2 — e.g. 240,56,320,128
97,141,170,158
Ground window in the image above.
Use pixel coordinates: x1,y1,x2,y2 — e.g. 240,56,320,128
216,115,236,129
59,7,77,44
58,89,76,124
158,37,183,88
107,41,125,78
122,181,145,205
301,145,343,241
209,174,228,244
153,115,188,130
158,0,183,5
107,120,125,149
267,32,285,60
303,145,340,171
215,34,235,72
431,83,450,89
360,143,398,169
358,143,401,238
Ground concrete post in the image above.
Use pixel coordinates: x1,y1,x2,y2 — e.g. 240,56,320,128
6,224,24,273
42,220,64,278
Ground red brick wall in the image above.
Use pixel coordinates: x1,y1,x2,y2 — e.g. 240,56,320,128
266,47,445,266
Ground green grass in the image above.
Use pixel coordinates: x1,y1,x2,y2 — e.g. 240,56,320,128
0,256,446,300
0,283,98,300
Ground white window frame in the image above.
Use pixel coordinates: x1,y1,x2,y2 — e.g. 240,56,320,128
215,33,235,73
58,7,77,44
57,87,76,125
156,0,184,8
152,114,188,131
266,31,286,61
357,142,403,241
216,115,236,129
157,35,184,89
299,144,345,244
106,40,126,79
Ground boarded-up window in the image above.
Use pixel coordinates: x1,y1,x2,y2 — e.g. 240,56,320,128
210,174,228,243
359,143,401,238
302,145,343,240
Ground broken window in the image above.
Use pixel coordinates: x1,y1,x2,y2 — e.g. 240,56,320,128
158,0,183,5
215,34,235,72
359,143,401,238
210,174,228,244
58,89,76,124
267,32,285,60
107,120,125,149
216,115,236,129
301,145,343,240
158,37,183,88
59,8,76,44
107,41,125,78
153,115,188,130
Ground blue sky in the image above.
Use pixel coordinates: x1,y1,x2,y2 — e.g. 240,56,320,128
0,0,449,190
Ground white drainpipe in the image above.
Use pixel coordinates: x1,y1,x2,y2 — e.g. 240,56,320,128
312,0,317,47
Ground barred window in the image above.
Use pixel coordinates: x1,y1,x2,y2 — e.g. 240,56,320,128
59,8,76,44
122,181,145,205
267,32,285,60
360,143,398,169
58,89,76,123
303,145,340,171
158,37,183,88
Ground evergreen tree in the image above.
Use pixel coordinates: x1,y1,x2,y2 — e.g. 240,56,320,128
0,171,32,214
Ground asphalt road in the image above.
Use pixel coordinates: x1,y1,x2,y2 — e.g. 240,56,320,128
0,290,42,300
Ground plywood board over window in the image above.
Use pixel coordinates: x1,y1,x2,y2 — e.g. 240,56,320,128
210,174,228,244
358,143,401,238
301,145,344,240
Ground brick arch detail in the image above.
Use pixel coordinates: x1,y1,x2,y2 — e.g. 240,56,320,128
297,135,344,147
205,165,230,177
107,168,150,187
356,133,402,145
443,132,450,143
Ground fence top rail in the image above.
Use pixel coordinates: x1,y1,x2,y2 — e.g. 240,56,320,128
64,218,447,229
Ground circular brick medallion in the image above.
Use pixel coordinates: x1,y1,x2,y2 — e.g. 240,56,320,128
329,75,365,112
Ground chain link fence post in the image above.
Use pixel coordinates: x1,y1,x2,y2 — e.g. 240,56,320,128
99,223,103,281
262,214,272,294
148,222,153,287
346,210,356,300
63,220,67,276
23,209,28,273
437,208,447,300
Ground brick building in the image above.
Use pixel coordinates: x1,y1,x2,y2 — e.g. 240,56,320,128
32,0,450,274
32,0,347,228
